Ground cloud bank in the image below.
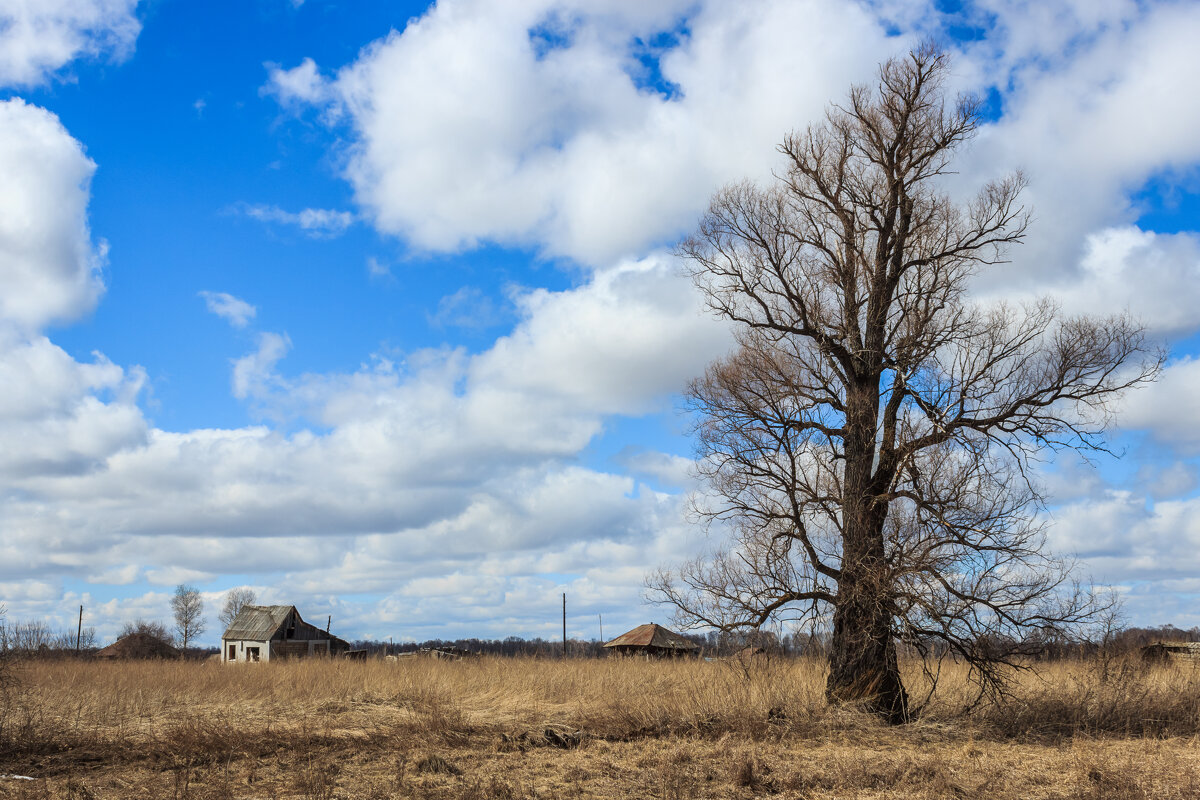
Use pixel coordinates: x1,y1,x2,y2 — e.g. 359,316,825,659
7,0,1200,640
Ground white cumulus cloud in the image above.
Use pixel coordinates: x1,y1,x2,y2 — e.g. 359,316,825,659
1118,357,1200,453
958,0,1200,294
263,57,332,107
0,99,106,332
199,291,257,328
0,0,141,87
278,0,899,265
232,332,291,401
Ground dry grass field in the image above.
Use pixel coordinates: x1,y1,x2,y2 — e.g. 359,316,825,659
0,654,1198,799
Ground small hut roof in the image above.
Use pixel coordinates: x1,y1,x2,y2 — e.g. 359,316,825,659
95,632,180,660
736,645,767,658
603,623,697,651
221,605,295,641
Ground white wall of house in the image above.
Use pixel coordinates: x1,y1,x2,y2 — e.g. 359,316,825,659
221,638,271,663
222,637,337,662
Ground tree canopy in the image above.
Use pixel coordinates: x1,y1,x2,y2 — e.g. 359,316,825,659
652,45,1161,721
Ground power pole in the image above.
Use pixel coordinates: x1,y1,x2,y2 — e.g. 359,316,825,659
562,592,567,659
326,615,331,634
599,613,603,644
76,605,83,652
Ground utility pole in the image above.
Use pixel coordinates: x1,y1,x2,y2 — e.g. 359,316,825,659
599,613,603,644
562,592,567,659
76,605,83,652
326,615,331,634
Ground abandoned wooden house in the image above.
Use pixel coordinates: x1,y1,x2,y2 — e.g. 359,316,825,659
220,605,351,663
1141,641,1200,664
603,623,699,658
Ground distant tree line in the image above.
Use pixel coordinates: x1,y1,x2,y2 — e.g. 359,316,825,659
348,636,612,658
0,617,97,654
1,591,1194,662
0,583,216,660
350,624,1200,661
350,630,845,658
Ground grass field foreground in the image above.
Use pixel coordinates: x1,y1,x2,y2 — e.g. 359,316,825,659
0,655,1198,798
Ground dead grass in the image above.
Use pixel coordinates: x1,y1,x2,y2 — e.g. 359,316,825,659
0,655,1198,798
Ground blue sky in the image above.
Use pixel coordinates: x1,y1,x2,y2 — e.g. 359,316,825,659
2,0,1200,646
31,0,540,431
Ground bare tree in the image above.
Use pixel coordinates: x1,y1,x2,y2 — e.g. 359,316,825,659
0,604,12,692
3,620,55,652
121,618,174,644
218,587,256,631
0,610,97,656
651,46,1161,722
171,585,206,652
72,627,98,650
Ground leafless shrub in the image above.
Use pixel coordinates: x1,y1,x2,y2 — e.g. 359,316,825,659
120,618,174,645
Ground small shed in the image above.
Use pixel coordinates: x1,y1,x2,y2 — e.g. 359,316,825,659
1141,641,1200,664
221,605,351,663
603,623,699,658
95,632,180,660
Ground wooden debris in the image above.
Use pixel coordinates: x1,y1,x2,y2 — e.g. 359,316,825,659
544,728,582,749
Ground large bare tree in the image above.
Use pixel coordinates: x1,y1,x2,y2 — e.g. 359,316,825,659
651,46,1160,722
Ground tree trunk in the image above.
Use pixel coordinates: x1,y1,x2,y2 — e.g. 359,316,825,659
826,380,909,723
826,559,908,723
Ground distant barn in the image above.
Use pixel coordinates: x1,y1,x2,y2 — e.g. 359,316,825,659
221,605,351,663
603,623,698,658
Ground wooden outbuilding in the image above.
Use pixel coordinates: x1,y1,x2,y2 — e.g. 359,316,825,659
220,605,351,663
1141,641,1200,664
603,623,698,658
95,632,180,660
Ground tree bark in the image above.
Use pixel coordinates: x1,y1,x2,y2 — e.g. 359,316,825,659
826,380,909,722
826,550,908,722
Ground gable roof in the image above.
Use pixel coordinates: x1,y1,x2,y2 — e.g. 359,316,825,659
603,623,698,651
222,605,295,641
